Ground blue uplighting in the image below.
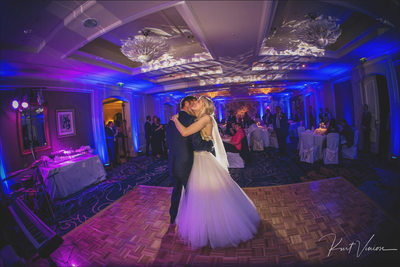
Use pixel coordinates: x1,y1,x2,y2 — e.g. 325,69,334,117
130,96,141,151
0,137,10,194
259,101,264,119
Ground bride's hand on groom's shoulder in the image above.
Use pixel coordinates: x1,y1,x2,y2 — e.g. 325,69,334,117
171,114,179,122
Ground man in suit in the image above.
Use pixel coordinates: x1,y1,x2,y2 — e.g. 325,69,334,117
144,115,152,156
226,110,237,136
166,96,214,224
272,106,289,155
262,108,272,126
361,104,372,152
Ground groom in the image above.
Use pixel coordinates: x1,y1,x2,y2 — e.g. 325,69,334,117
166,96,214,224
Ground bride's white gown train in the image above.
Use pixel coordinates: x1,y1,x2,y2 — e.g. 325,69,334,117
176,140,261,248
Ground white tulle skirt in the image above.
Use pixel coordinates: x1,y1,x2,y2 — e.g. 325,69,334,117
176,151,261,249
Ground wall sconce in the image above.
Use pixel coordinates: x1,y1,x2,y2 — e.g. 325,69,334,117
11,99,19,110
11,89,46,111
21,94,29,109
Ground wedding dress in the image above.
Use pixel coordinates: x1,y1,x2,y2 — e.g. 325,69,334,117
176,116,261,249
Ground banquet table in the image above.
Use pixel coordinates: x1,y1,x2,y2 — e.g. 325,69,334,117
39,154,106,199
299,131,327,161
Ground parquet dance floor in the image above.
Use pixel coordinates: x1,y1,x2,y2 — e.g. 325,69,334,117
50,177,400,266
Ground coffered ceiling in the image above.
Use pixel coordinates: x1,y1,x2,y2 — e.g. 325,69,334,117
1,0,399,97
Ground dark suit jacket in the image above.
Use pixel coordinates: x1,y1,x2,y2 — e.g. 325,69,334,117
341,124,354,147
144,121,152,138
166,111,213,185
262,113,272,125
361,111,372,130
272,112,289,137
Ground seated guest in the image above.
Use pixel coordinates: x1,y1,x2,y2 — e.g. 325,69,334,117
326,118,339,134
247,120,258,132
338,119,354,148
223,122,245,153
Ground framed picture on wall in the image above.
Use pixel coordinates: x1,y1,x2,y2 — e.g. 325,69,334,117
56,109,76,137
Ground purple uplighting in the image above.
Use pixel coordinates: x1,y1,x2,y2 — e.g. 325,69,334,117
0,1,399,266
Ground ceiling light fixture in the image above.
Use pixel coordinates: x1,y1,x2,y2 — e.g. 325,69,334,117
141,52,213,73
83,18,98,28
295,15,341,48
121,29,169,64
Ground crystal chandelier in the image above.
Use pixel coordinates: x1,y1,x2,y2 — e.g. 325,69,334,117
296,15,341,48
121,30,169,64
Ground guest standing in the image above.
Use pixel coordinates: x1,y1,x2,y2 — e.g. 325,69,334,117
105,121,118,165
226,110,236,136
361,104,372,152
144,115,152,156
272,106,289,155
324,108,331,125
308,106,315,129
243,112,252,128
151,117,164,158
318,107,324,125
262,109,272,126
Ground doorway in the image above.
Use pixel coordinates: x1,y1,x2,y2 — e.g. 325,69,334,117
103,97,134,164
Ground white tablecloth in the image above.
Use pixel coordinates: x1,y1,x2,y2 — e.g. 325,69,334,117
40,154,106,199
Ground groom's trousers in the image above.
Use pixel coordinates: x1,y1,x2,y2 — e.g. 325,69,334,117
169,153,193,224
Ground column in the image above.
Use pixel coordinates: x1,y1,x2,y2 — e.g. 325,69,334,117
91,88,108,163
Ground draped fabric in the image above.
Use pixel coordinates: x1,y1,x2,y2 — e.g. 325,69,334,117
211,115,229,171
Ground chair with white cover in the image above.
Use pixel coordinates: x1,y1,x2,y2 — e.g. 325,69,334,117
250,128,264,151
226,152,244,168
342,130,359,159
297,126,306,149
300,132,316,163
261,128,270,148
324,133,339,164
297,126,305,136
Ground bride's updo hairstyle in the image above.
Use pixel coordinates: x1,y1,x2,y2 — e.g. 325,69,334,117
197,96,215,140
198,96,215,117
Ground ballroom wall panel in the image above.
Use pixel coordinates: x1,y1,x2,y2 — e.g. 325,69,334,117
0,89,94,174
334,80,355,125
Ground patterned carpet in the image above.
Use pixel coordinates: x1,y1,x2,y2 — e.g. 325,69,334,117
51,144,400,236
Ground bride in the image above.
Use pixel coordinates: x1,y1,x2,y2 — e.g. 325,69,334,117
171,96,261,249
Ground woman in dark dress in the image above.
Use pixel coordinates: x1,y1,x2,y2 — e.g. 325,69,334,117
326,118,339,134
151,117,164,158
